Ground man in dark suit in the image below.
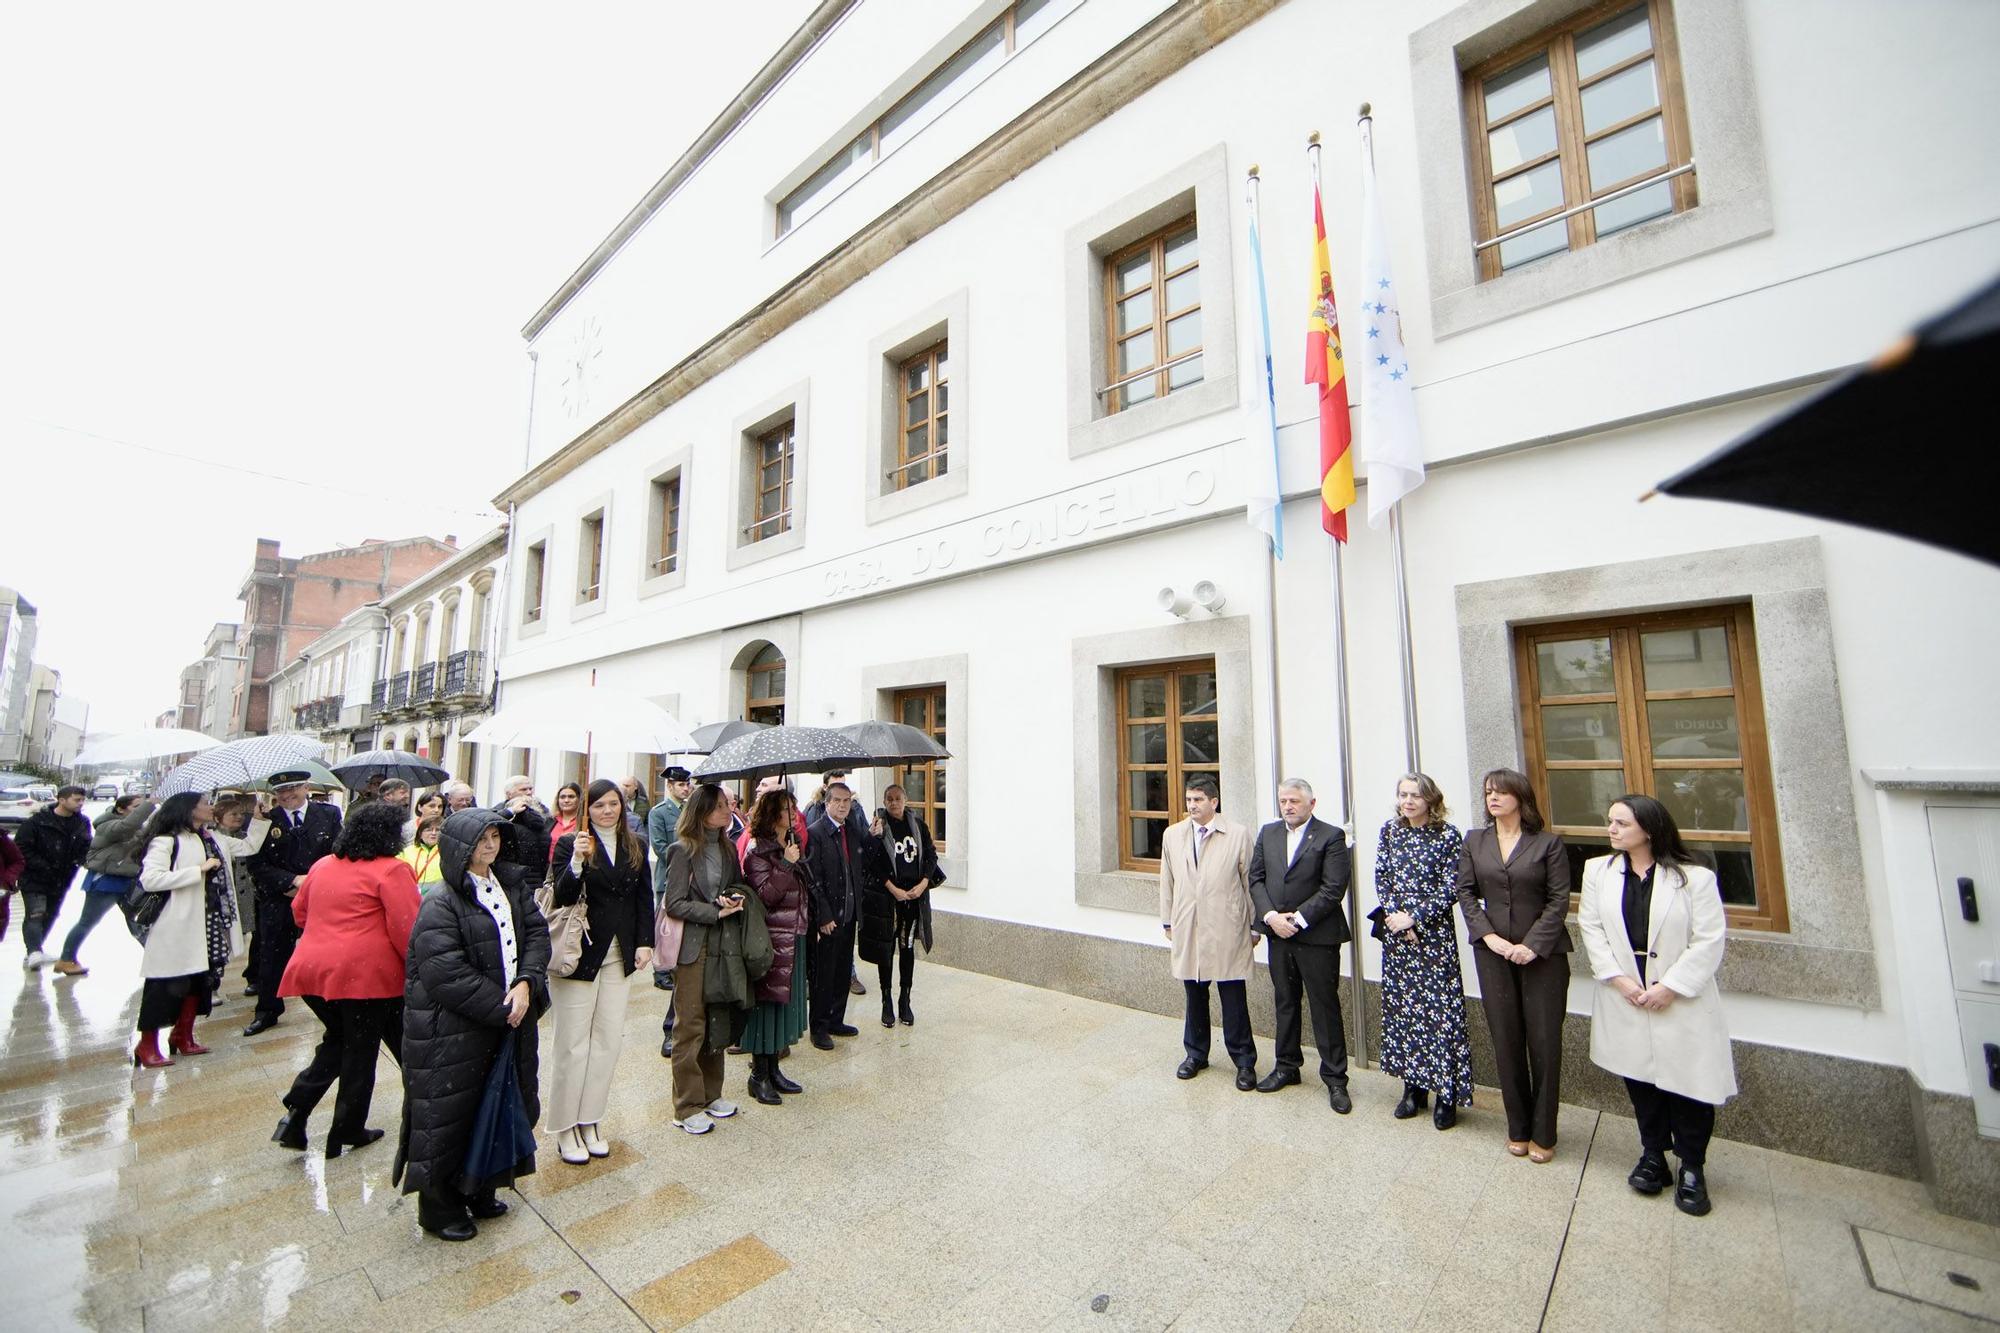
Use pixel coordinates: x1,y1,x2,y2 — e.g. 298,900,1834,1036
244,775,341,1035
803,781,871,1050
1248,777,1353,1112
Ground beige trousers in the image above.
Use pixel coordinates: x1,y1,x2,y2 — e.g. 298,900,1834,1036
547,957,632,1133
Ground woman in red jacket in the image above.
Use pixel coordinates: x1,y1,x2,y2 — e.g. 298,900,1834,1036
274,801,422,1159
739,788,811,1106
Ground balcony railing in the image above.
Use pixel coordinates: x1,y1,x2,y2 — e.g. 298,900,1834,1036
442,649,488,700
370,679,388,711
387,671,410,708
291,696,342,730
412,661,438,705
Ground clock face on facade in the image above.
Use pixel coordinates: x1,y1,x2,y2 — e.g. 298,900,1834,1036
557,314,604,420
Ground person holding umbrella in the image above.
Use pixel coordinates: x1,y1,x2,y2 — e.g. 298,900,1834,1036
804,781,873,1049
395,808,550,1241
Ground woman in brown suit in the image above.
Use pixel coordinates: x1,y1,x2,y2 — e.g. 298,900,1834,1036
1457,768,1573,1161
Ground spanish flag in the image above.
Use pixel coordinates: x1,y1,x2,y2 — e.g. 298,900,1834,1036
1306,182,1354,542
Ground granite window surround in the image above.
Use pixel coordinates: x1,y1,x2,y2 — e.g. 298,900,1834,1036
571,489,614,621
1063,143,1239,460
640,446,693,600
513,523,554,641
1411,0,1772,337
865,290,971,525
1073,615,1255,915
1455,535,1879,1008
863,652,970,888
727,382,810,572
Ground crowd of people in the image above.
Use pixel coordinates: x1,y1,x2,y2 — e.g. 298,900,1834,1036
1,751,1737,1235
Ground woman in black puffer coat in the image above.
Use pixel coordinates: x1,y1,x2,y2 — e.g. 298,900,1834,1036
393,808,551,1242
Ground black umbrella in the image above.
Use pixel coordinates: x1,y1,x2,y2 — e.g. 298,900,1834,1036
331,749,452,788
835,720,951,764
691,726,872,783
669,720,773,756
1652,272,2000,567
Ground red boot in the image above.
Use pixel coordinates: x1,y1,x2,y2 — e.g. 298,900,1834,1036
133,1030,174,1069
168,996,210,1055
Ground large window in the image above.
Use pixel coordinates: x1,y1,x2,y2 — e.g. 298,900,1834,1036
745,644,786,726
1465,0,1693,278
749,421,794,543
1103,218,1202,413
1514,603,1784,930
892,685,948,850
1115,658,1219,870
775,0,1061,237
894,343,950,491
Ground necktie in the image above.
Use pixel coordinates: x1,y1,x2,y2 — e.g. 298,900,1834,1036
1195,824,1210,866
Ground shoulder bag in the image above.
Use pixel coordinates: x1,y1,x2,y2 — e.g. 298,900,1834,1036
533,848,591,978
123,837,174,939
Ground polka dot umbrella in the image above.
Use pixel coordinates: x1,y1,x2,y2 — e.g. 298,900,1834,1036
690,726,874,783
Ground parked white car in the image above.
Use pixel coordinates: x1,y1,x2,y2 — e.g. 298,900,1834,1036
0,788,37,832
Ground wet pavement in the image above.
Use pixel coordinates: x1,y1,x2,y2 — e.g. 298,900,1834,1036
4,889,1999,1331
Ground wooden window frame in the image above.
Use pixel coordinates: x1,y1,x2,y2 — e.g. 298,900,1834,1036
750,421,794,543
894,342,949,491
522,541,546,625
1514,602,1786,932
890,685,948,853
745,646,786,727
1102,216,1202,414
651,474,682,577
577,510,605,603
1115,657,1221,873
1463,0,1696,281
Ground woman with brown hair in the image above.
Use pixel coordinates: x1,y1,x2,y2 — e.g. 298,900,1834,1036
545,779,654,1164
1456,767,1573,1162
661,783,748,1136
546,782,583,862
738,788,810,1104
1373,773,1471,1130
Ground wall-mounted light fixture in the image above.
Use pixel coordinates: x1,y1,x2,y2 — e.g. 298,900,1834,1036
1157,587,1192,619
1192,581,1225,614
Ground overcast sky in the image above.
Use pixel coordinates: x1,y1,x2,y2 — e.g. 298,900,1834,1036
0,1,818,736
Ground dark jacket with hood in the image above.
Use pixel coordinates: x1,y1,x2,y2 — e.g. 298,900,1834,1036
859,808,940,963
550,825,654,982
394,808,551,1199
84,799,157,878
16,805,93,891
741,835,809,1005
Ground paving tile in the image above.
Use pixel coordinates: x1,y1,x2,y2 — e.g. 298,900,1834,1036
626,1233,789,1330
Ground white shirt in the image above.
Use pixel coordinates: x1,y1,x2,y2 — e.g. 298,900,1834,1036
468,870,519,990
1285,820,1308,867
1192,818,1215,864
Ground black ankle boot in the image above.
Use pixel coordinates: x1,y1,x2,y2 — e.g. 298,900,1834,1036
880,994,895,1028
1392,1083,1429,1119
898,990,914,1026
747,1054,782,1106
768,1058,802,1095
1432,1098,1457,1131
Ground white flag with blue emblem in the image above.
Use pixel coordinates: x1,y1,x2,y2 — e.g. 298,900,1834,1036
1358,118,1424,527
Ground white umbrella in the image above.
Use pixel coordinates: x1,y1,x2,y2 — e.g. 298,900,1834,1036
77,728,224,766
462,685,696,756
156,734,329,797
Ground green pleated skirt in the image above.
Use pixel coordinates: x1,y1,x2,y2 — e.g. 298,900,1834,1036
738,958,808,1055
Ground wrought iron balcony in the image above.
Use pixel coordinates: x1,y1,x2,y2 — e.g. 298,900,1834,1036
387,671,410,708
442,649,487,700
412,662,438,705
370,679,388,711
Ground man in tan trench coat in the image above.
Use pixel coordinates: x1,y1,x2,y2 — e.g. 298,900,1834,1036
1159,775,1259,1088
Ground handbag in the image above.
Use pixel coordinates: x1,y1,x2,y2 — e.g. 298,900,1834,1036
654,901,684,975
534,849,591,978
123,837,176,938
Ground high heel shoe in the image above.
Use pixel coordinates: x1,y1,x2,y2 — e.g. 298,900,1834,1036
132,1032,174,1069
169,996,209,1054
273,1111,309,1151
579,1123,610,1158
768,1060,802,1095
326,1128,383,1160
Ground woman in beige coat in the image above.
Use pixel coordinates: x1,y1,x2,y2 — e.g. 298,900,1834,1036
1158,776,1259,1086
1578,794,1737,1218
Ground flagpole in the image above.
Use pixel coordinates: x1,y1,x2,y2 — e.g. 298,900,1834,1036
1245,165,1286,809
1359,104,1423,776
1309,130,1368,1071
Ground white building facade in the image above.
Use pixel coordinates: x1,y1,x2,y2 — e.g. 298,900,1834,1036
0,589,40,766
371,528,507,786
486,0,2000,1216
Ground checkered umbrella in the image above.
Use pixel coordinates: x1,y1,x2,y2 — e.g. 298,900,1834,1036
156,734,329,797
690,726,873,783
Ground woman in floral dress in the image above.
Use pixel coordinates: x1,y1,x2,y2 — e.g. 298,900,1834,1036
1374,773,1473,1129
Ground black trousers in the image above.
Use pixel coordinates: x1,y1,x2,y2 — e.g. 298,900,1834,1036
809,920,855,1034
1182,979,1256,1069
876,944,915,998
284,997,403,1140
1472,947,1568,1147
1268,938,1348,1085
1625,1077,1716,1168
253,893,300,1017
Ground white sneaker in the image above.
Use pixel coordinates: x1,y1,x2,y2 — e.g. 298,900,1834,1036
580,1122,610,1157
673,1112,714,1135
556,1126,588,1164
23,951,46,969
706,1098,739,1119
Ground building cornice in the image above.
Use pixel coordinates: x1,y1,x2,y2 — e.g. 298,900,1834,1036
521,0,862,341
380,526,509,612
496,0,1280,511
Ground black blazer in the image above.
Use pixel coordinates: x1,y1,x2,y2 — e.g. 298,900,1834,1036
1456,826,1573,958
248,802,340,901
1248,816,1351,947
804,811,870,927
551,829,655,981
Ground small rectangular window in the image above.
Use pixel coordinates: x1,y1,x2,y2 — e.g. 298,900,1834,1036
1115,658,1219,870
749,422,794,542
880,21,1005,156
777,131,873,236
651,474,682,576
577,511,604,602
894,342,950,491
1465,0,1695,279
1103,217,1202,413
522,541,546,624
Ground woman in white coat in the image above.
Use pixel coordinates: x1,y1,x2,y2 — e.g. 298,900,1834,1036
1578,794,1736,1217
132,791,269,1068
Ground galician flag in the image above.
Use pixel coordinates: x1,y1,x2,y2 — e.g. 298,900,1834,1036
1245,189,1285,558
1358,118,1424,526
1306,179,1354,542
